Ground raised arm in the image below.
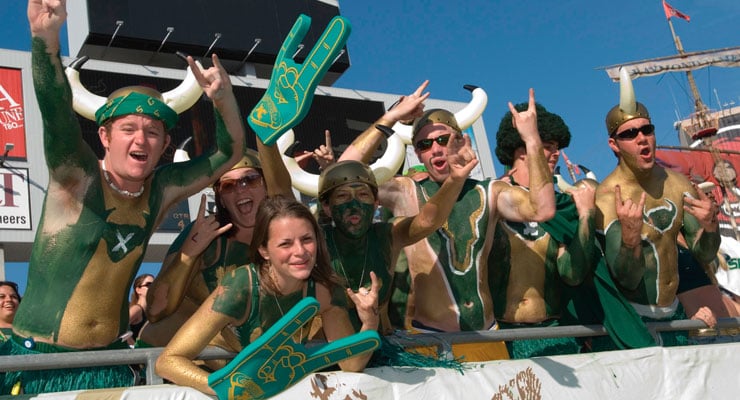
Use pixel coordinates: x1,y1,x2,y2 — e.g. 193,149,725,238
147,196,232,322
257,137,294,197
340,80,429,163
682,187,721,264
29,0,97,172
557,183,598,285
160,55,246,203
496,89,555,222
598,184,647,290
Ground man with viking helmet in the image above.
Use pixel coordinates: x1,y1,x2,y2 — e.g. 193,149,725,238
372,89,555,361
4,0,245,394
490,102,599,359
317,142,477,335
595,68,720,345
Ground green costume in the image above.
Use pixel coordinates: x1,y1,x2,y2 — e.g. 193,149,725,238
4,38,237,395
323,222,394,332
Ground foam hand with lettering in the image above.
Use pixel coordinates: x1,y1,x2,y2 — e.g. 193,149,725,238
208,297,379,400
248,15,351,145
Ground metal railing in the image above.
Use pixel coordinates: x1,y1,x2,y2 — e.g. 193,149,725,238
0,317,738,386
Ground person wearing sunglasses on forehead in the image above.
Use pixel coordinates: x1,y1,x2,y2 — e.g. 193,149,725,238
0,282,21,343
141,144,295,351
595,69,720,346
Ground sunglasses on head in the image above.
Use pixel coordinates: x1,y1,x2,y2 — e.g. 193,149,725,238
415,134,451,152
218,174,263,194
612,124,655,140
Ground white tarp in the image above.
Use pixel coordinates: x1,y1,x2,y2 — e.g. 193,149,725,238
603,47,740,81
25,342,740,399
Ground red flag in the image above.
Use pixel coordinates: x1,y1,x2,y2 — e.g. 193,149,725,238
662,0,691,22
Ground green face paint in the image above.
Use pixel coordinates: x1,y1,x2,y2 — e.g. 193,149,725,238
331,199,374,239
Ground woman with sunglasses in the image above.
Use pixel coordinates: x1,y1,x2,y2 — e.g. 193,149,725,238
127,274,154,345
141,143,294,350
0,282,20,343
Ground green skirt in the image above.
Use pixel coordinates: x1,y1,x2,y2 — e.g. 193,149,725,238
1,336,136,395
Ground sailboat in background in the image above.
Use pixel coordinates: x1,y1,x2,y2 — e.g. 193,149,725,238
600,0,740,298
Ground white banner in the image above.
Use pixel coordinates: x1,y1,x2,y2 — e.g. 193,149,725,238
0,167,31,230
604,47,740,81
25,342,740,399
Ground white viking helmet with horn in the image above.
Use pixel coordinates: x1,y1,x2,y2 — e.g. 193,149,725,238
278,85,488,197
65,55,204,123
605,67,651,136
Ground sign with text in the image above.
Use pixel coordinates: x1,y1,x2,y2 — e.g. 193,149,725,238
0,168,32,230
0,67,27,160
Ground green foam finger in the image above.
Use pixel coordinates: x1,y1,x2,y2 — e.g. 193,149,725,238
248,14,352,145
301,330,380,373
208,296,380,400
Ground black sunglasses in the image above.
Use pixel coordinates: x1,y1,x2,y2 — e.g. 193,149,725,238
218,174,263,194
139,282,152,288
415,134,451,152
612,124,655,140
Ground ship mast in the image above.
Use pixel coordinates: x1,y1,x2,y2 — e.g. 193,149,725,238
665,17,717,139
666,14,739,239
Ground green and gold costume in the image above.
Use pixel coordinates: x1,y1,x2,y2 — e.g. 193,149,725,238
3,38,238,395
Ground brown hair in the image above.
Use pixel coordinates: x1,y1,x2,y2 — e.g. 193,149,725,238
249,195,342,293
130,274,154,303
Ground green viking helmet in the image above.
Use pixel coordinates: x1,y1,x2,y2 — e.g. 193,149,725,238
412,109,462,142
318,160,378,201
605,67,651,135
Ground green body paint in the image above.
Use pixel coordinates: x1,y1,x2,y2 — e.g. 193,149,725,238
417,179,490,331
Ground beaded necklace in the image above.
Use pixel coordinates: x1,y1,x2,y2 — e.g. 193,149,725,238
101,159,145,198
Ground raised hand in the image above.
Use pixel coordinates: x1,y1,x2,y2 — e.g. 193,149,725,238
208,297,379,400
28,0,67,38
684,187,719,231
565,180,597,217
346,271,381,328
508,88,539,142
445,133,479,182
615,184,646,248
248,15,351,145
187,54,230,103
386,80,430,124
313,130,335,170
182,194,232,258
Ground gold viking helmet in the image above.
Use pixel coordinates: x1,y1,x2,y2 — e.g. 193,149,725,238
605,67,651,136
412,109,462,142
318,160,378,201
228,148,262,171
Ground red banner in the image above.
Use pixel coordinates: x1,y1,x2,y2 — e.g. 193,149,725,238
0,67,28,160
662,0,691,22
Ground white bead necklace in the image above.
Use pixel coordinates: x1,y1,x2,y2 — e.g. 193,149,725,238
101,159,145,198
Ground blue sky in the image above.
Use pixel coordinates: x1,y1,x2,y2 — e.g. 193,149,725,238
2,0,739,293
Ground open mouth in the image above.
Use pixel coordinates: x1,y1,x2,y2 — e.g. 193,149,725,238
236,198,254,215
130,151,148,162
